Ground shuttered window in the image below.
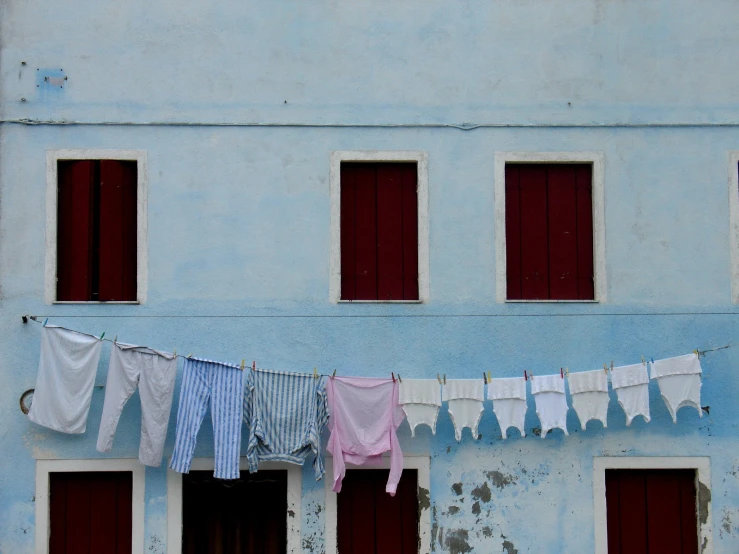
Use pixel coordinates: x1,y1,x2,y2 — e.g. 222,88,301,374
337,469,419,554
505,164,594,300
340,163,419,301
49,471,132,554
606,469,698,554
182,470,287,554
57,160,137,301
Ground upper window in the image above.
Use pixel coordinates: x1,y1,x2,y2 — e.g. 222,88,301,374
505,163,594,300
340,162,418,301
494,152,606,302
329,151,429,303
56,160,137,301
46,150,147,304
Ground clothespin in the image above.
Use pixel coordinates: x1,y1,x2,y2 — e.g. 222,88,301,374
173,349,176,357
641,356,646,366
524,370,528,381
187,353,193,358
241,359,245,371
391,372,396,383
529,371,534,379
43,318,48,327
332,369,337,379
565,367,570,377
651,357,654,364
437,373,442,384
482,372,487,384
100,332,105,340
113,335,117,344
252,361,256,371
693,349,700,359
443,374,447,384
560,367,564,378
610,360,614,371
397,374,402,383
313,367,318,379
487,371,492,383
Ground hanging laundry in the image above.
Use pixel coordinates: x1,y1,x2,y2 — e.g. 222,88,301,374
650,353,703,423
442,379,485,442
28,325,103,434
611,363,650,426
326,376,405,496
567,369,609,430
531,373,569,438
487,377,527,439
243,368,329,479
170,357,244,480
398,379,442,437
96,342,177,467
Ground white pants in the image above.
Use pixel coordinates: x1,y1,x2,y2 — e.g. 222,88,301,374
97,343,177,466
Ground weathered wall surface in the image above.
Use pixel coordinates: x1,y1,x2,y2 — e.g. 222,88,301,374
2,1,739,553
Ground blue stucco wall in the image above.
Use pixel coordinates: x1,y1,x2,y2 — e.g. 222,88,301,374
2,1,739,553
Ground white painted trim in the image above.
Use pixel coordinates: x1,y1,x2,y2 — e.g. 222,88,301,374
35,458,145,554
729,151,739,303
45,149,148,304
329,151,430,303
166,459,302,554
593,456,712,554
494,151,607,303
324,454,431,554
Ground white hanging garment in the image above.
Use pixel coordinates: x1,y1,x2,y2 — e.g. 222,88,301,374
487,377,527,439
442,380,485,441
398,379,442,437
28,325,103,434
568,369,609,430
650,353,702,423
611,363,650,426
531,373,569,438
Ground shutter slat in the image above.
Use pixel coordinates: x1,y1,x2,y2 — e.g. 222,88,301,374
576,165,595,299
353,166,379,300
505,166,523,299
116,473,133,554
57,160,95,301
349,472,378,554
340,164,358,300
375,470,404,553
98,161,137,301
679,471,699,554
518,166,549,299
90,474,118,553
547,166,580,300
605,471,622,554
399,470,420,554
49,473,68,553
377,165,404,300
615,471,648,554
400,164,419,300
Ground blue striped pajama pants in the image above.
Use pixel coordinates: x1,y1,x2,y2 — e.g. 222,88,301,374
169,358,244,479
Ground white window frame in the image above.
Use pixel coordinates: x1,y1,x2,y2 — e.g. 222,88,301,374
494,151,606,303
593,456,713,554
728,151,739,303
35,458,145,554
324,454,431,554
45,149,148,304
329,151,430,303
166,459,302,554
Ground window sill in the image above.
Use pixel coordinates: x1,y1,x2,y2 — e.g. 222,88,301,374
52,301,141,305
505,299,599,303
337,300,423,304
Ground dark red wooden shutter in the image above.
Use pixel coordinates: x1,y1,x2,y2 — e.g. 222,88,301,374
182,470,287,554
98,160,137,301
606,469,698,554
57,161,95,301
340,163,419,301
49,472,132,554
505,164,594,300
337,469,419,554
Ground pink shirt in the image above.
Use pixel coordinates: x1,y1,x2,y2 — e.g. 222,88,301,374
326,376,405,495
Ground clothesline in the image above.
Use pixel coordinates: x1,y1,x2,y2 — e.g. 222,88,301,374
22,314,733,380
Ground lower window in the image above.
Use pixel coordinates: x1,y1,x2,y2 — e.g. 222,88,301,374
605,469,698,553
49,471,132,554
337,469,419,554
182,470,287,554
